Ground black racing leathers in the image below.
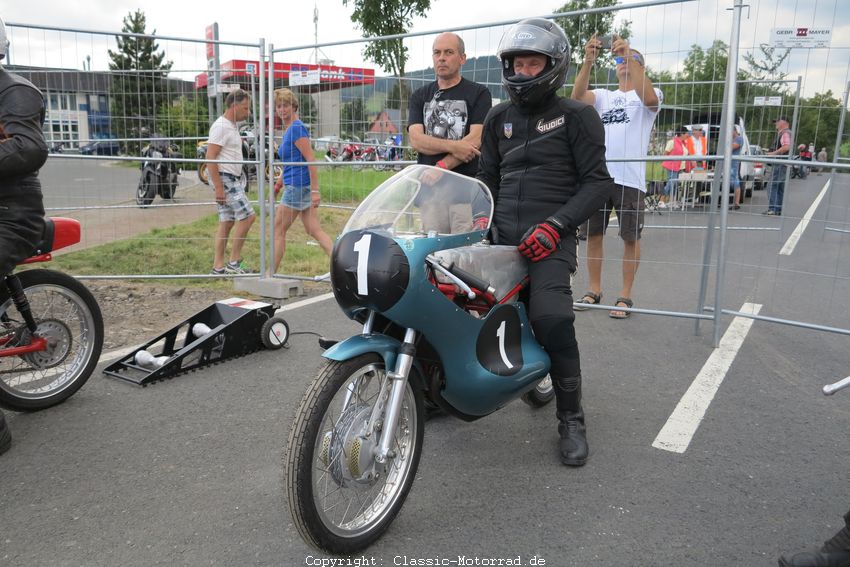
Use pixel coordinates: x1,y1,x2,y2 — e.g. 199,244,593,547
476,93,613,393
477,94,613,246
0,69,47,277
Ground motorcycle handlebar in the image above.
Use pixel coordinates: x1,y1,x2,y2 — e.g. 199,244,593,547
448,263,496,297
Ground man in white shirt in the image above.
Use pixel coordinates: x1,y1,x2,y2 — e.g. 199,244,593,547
207,89,255,274
572,34,661,319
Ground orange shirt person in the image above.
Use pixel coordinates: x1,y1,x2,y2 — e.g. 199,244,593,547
685,127,707,171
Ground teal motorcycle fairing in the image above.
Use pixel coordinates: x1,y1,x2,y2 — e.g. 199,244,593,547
329,226,550,418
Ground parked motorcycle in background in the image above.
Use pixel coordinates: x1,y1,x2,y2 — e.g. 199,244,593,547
325,139,363,166
790,144,812,179
137,134,182,207
375,136,404,171
353,143,378,171
196,127,281,186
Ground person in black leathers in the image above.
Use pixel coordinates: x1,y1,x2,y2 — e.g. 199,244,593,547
0,16,49,455
477,18,613,466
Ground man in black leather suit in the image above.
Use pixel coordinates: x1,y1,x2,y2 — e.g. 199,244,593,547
0,17,49,455
477,18,612,466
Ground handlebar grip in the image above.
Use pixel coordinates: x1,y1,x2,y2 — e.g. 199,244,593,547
823,376,850,396
448,263,495,296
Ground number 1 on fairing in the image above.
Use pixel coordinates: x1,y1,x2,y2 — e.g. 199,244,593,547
353,234,372,296
496,320,513,369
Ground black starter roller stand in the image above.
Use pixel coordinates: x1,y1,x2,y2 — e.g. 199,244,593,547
104,298,290,386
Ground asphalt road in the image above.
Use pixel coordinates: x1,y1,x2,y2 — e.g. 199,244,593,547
1,171,849,566
37,156,215,250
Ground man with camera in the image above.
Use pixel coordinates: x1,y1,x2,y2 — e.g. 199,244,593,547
572,33,662,320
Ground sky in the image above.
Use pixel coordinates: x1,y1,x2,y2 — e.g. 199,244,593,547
4,0,850,99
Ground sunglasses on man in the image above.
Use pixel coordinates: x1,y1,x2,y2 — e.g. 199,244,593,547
614,54,644,66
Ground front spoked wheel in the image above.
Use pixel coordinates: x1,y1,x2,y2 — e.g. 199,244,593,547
285,353,424,553
0,270,104,411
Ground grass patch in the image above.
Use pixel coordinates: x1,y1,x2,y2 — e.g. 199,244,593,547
48,206,354,289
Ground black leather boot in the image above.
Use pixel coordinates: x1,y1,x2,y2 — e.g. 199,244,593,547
0,409,11,456
779,511,850,567
554,375,587,467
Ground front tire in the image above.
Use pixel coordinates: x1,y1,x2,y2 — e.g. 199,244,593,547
284,353,424,554
136,172,156,207
197,163,210,185
0,270,104,411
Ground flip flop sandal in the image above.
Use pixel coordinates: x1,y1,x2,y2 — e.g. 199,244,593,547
609,297,633,319
574,291,602,311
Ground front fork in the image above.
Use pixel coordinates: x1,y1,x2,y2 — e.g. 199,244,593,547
375,327,417,465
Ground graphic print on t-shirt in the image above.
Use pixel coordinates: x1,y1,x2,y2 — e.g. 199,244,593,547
424,95,468,140
599,94,629,126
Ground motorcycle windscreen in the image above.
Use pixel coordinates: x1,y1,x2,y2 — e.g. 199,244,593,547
331,229,410,314
341,165,493,237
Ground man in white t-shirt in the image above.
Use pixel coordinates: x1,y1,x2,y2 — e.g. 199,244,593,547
207,89,255,275
571,34,661,319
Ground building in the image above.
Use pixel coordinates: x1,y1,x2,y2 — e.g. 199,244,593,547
9,65,195,149
366,109,402,140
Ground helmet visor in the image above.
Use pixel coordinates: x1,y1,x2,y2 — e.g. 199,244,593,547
497,23,567,59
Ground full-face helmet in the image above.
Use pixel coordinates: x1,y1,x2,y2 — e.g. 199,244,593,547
497,18,570,108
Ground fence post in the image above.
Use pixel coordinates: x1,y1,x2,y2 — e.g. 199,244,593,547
258,38,267,278
267,45,277,277
823,80,850,234
710,0,745,347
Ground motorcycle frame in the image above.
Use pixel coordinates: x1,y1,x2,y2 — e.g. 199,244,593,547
1,217,81,359
326,230,551,420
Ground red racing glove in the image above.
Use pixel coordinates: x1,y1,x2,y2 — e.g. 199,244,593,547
518,220,562,262
472,216,489,231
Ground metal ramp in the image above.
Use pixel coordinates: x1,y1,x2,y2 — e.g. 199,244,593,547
103,298,289,386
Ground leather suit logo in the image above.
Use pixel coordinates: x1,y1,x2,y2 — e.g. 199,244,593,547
536,115,565,134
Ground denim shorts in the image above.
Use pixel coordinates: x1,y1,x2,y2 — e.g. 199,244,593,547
216,173,254,222
280,185,312,211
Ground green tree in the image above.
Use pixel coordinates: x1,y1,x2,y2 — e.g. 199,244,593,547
554,0,631,68
343,0,431,141
343,0,430,78
743,44,791,90
108,10,173,154
157,95,209,169
341,98,369,140
386,81,410,110
794,90,842,155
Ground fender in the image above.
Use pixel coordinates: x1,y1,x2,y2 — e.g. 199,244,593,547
323,333,402,371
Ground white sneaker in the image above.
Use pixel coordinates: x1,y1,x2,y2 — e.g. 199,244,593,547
657,201,668,209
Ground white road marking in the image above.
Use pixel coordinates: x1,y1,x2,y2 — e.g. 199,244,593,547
98,292,335,364
779,178,831,256
652,302,762,454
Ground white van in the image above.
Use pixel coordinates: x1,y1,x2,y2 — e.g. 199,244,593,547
686,117,757,198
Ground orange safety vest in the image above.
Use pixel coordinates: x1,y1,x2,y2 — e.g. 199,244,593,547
685,135,706,172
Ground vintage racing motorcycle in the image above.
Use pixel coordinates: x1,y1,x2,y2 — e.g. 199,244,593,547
0,217,104,410
284,165,554,553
